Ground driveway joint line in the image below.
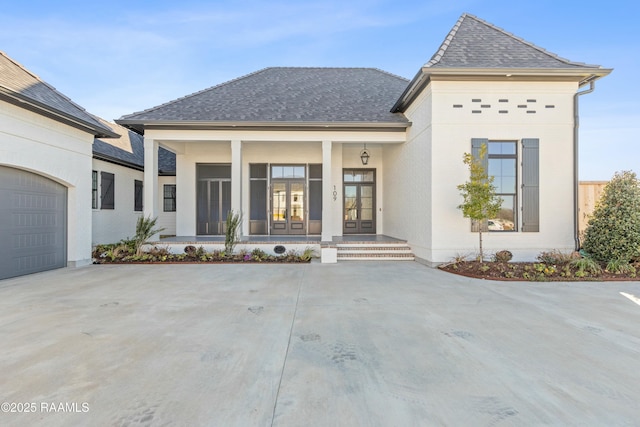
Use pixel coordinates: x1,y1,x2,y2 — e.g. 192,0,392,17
270,265,306,426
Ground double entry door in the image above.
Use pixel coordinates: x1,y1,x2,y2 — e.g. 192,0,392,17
271,180,306,235
343,169,375,234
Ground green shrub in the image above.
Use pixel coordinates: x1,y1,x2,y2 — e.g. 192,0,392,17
570,256,602,275
605,259,636,275
493,250,513,262
583,171,640,262
225,210,242,254
536,250,577,265
131,216,165,256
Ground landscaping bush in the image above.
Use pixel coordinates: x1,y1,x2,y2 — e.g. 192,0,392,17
583,171,640,262
493,250,513,262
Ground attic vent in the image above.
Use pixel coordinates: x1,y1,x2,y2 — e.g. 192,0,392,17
499,99,509,103
499,110,509,114
526,110,536,114
481,104,491,108
517,105,527,108
472,110,482,114
472,99,482,102
527,99,537,103
545,105,555,109
453,104,463,108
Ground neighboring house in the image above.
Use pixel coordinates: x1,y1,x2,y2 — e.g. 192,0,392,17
91,119,176,244
117,13,611,263
0,51,118,280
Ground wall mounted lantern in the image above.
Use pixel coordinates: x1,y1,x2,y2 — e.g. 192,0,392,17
360,144,370,165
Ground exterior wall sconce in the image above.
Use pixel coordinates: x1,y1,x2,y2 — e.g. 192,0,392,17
360,144,370,165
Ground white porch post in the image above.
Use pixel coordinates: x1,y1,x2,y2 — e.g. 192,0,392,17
143,137,159,223
322,140,333,242
231,139,243,235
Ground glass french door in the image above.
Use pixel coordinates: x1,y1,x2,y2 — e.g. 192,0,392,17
343,169,375,234
271,180,306,235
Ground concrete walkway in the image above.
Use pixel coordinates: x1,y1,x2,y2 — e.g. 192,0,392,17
0,262,639,426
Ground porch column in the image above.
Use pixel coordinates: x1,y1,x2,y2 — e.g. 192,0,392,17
322,140,333,241
231,139,243,235
143,137,159,223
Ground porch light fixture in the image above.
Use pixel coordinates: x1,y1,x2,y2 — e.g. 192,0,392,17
360,144,370,165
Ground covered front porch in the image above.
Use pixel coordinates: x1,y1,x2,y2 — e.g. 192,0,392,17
140,128,406,243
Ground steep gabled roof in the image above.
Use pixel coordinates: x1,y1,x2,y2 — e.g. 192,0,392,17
117,67,410,132
425,14,601,69
0,51,118,138
93,119,176,175
392,13,612,112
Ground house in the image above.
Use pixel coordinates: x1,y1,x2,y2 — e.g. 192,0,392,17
0,51,118,280
91,118,176,245
116,13,611,264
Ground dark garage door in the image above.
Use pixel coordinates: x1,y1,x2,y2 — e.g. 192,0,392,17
0,166,67,280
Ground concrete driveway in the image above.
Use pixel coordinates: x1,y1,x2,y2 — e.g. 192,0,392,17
1,262,639,426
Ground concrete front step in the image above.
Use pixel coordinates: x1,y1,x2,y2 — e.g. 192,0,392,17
335,241,415,261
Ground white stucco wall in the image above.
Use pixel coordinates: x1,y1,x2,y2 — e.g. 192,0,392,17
383,84,433,258
0,101,94,266
407,79,578,262
91,159,144,245
157,175,177,236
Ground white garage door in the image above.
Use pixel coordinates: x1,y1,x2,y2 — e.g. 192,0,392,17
0,166,67,280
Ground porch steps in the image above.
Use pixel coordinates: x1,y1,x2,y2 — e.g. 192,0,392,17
336,241,414,261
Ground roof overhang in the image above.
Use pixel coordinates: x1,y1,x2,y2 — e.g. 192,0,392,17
115,119,411,135
391,67,613,113
0,87,119,138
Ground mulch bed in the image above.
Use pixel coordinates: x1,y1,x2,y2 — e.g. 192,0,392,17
439,261,638,281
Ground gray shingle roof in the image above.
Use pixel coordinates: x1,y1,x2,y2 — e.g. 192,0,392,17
118,67,409,127
0,51,117,138
426,13,602,69
392,13,611,113
93,119,175,175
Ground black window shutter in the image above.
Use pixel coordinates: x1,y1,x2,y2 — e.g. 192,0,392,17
134,180,143,211
100,172,115,210
521,138,539,232
470,138,489,232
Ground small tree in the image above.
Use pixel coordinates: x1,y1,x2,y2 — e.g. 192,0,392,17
133,216,165,256
224,210,242,254
457,143,503,262
583,171,640,262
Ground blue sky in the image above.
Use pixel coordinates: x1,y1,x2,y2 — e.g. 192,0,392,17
1,0,638,179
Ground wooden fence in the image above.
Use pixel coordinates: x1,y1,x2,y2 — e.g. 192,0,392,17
578,181,607,236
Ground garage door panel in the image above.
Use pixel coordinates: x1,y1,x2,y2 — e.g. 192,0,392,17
0,166,67,280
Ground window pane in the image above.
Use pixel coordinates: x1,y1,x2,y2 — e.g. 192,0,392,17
489,158,516,193
197,164,231,179
309,164,322,179
309,181,322,220
272,182,286,221
488,142,516,155
489,196,515,231
250,180,267,220
362,171,374,182
250,164,267,179
294,166,305,178
271,166,283,179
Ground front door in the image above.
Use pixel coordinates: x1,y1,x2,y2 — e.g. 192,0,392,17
271,180,306,235
197,180,231,235
343,169,375,234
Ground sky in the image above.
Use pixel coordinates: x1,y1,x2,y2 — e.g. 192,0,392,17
1,0,638,180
